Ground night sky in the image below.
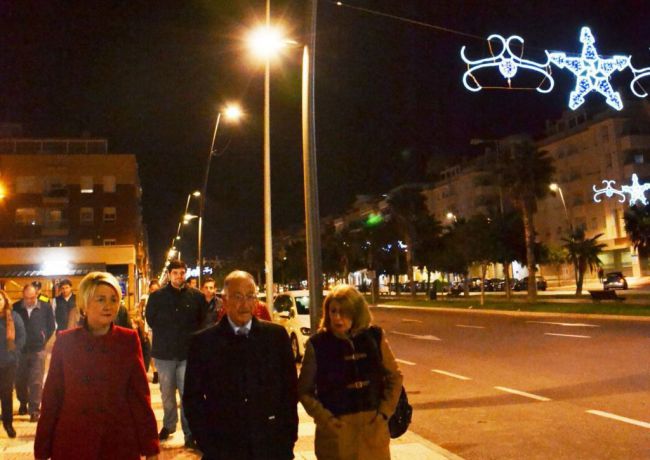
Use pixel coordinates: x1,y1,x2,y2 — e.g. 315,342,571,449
3,0,650,272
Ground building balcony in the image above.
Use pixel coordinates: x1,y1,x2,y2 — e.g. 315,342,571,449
42,189,69,204
41,221,70,237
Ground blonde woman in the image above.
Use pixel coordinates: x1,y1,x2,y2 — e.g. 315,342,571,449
34,272,159,459
298,285,403,459
0,289,25,438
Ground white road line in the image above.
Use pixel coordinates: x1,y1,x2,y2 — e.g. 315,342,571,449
432,369,472,380
494,386,551,401
391,331,442,341
401,319,423,323
586,410,650,429
527,321,600,328
396,358,416,366
456,324,485,329
544,332,591,339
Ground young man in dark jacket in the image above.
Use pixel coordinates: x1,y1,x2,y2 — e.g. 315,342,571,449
146,259,207,448
13,284,55,421
52,279,75,332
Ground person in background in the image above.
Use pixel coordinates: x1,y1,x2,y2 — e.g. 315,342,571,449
201,276,223,327
0,289,26,438
298,285,403,460
52,279,75,333
13,284,55,422
145,279,161,384
146,259,207,448
184,270,298,459
34,271,159,460
186,277,198,289
32,281,50,305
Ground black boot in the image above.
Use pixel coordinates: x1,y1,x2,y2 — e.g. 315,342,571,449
3,422,16,438
152,371,159,384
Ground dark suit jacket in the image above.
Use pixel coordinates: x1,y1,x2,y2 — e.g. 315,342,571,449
183,316,298,460
13,300,55,352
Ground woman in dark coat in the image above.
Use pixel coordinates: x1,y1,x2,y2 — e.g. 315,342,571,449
298,285,403,460
34,272,159,460
0,289,26,438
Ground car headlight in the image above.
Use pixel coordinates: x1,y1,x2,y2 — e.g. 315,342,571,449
300,327,311,336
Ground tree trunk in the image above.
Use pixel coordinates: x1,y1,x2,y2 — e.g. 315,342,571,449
504,261,512,300
480,263,487,306
406,241,416,300
523,204,538,302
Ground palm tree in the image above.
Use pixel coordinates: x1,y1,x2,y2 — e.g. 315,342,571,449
624,204,650,257
561,226,607,295
386,185,431,299
501,138,555,302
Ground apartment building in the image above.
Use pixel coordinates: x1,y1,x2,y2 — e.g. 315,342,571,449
0,135,150,306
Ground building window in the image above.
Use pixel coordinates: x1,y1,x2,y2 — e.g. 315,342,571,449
103,207,116,223
15,208,38,225
103,176,116,193
80,207,94,224
15,176,39,193
80,176,94,193
46,209,63,224
103,238,117,246
80,239,93,246
634,153,645,164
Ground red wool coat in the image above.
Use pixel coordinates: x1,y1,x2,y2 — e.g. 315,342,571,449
34,325,160,459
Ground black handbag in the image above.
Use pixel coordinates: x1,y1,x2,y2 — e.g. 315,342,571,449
368,327,413,438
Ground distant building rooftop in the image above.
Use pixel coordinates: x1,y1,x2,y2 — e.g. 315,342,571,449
0,138,108,154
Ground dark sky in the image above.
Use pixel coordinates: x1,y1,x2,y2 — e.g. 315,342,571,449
3,0,650,272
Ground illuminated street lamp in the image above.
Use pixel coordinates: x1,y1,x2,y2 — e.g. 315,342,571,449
247,15,295,307
549,182,570,227
446,211,457,222
197,103,243,285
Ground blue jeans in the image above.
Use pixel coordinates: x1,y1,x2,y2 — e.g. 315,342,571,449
156,359,190,440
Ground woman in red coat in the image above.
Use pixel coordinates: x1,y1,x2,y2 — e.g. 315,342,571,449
34,272,160,460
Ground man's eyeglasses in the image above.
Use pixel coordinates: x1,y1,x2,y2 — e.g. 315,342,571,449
229,293,257,303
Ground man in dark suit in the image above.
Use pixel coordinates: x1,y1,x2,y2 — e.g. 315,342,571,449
13,284,55,421
184,270,298,459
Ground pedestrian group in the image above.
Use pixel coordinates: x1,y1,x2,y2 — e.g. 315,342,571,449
0,260,403,460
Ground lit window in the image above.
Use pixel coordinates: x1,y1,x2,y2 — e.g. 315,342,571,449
634,154,644,164
103,207,116,223
80,207,94,224
15,208,38,225
47,209,62,223
80,176,94,193
15,176,39,193
103,238,117,246
103,176,116,193
80,239,93,246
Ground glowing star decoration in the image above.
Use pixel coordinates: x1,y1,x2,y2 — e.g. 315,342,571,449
593,174,650,206
461,34,554,93
546,27,630,110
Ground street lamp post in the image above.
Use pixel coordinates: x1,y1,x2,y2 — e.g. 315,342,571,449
549,183,570,228
198,106,242,286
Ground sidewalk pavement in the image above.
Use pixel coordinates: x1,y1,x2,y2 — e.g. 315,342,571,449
0,373,461,459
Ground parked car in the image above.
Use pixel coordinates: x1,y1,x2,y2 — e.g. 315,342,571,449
487,278,505,291
513,276,547,291
603,272,628,290
272,290,328,363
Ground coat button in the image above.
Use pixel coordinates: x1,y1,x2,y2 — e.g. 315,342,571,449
85,345,94,352
82,376,92,385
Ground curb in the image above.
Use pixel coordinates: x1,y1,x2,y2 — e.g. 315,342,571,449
372,304,650,322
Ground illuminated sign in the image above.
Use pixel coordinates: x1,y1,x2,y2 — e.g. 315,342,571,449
461,27,638,111
593,174,650,206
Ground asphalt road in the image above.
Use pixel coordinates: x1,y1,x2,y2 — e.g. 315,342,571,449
372,306,650,460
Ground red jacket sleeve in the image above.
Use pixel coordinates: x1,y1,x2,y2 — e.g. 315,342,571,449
34,335,66,459
126,331,160,456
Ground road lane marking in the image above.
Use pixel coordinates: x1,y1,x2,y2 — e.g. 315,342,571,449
396,358,416,366
528,321,600,328
391,331,442,341
586,410,650,429
432,369,472,380
544,332,591,338
494,386,551,401
401,319,423,323
456,324,485,329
